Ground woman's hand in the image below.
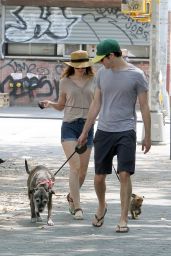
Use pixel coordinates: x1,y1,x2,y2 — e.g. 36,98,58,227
39,100,52,109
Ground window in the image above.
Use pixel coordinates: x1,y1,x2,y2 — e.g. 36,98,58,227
7,43,56,56
5,43,84,58
86,44,96,57
123,45,150,59
63,44,82,57
4,43,149,59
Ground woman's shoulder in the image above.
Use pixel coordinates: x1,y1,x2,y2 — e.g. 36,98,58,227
60,77,70,85
88,74,95,80
59,77,71,92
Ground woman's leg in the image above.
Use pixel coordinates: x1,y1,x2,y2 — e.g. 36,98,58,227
62,141,80,210
79,147,92,187
62,141,92,219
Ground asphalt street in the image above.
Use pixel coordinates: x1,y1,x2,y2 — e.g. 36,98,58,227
0,106,171,256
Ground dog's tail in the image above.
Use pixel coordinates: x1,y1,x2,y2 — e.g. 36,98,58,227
25,159,30,174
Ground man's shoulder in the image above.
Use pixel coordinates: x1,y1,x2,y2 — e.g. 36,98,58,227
127,64,147,82
128,63,144,74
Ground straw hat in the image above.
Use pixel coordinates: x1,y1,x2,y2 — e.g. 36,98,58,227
64,50,92,68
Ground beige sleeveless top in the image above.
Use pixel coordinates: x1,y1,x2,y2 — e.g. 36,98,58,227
59,76,96,122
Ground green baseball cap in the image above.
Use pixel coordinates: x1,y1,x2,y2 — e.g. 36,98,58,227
92,39,121,63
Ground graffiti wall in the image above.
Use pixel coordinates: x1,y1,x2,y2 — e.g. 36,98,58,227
0,58,149,106
4,6,150,45
0,59,64,105
0,6,150,105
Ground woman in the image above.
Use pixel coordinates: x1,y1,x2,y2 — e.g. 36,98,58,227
40,50,95,220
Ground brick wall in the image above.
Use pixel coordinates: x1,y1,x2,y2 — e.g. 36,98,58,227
0,58,149,106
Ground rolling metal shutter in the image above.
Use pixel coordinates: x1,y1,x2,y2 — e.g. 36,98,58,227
4,6,150,47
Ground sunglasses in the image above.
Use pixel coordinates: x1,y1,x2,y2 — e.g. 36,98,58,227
74,67,86,69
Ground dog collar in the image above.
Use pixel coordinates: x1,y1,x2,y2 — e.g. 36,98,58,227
38,179,54,189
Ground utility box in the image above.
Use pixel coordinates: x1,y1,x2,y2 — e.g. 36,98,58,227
0,93,10,107
150,111,166,144
141,111,166,145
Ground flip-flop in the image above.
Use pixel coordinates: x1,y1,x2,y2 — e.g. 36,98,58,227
92,208,107,227
67,193,75,215
74,208,84,220
115,224,129,233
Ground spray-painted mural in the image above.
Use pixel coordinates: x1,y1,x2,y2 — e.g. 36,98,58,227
0,59,63,105
0,6,150,105
5,7,79,43
5,7,150,44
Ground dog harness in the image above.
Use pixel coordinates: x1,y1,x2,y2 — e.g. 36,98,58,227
38,179,54,189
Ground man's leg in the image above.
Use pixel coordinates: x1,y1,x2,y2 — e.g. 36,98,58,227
116,171,132,231
92,174,107,226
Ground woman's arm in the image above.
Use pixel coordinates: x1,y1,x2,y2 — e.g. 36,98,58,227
41,91,66,111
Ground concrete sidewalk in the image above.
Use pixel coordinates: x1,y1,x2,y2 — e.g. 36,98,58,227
0,105,170,123
0,106,171,256
0,105,64,119
0,105,170,144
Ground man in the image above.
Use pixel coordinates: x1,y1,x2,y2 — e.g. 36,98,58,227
78,39,151,233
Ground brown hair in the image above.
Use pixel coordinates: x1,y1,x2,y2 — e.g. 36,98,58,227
114,50,122,57
61,65,94,79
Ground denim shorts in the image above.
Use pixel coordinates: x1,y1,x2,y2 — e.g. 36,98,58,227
93,129,136,175
61,118,94,148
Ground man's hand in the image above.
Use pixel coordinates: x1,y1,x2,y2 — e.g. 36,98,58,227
77,132,88,147
142,137,151,154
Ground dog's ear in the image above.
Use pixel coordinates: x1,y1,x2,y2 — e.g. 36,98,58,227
30,188,38,194
29,189,34,194
131,193,136,198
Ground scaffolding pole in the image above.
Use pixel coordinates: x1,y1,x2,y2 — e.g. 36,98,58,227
149,0,166,144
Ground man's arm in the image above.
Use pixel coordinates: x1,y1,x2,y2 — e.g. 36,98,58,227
138,91,151,154
78,87,102,145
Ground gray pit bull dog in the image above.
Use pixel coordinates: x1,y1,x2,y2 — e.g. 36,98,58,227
25,159,55,226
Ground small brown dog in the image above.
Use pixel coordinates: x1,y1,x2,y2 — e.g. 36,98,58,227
129,193,144,219
25,159,55,226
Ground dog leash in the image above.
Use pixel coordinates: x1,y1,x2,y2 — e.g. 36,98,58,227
113,164,137,200
113,163,120,182
38,102,88,176
53,144,87,177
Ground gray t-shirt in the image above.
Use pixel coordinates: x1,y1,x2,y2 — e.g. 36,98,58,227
96,65,148,132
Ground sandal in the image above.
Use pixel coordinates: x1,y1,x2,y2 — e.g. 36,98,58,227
74,208,84,220
66,193,75,215
115,224,129,233
92,207,107,227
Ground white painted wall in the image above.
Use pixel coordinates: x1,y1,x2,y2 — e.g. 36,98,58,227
168,1,171,10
